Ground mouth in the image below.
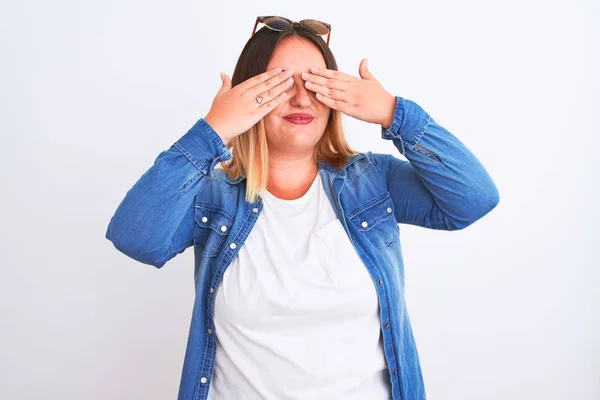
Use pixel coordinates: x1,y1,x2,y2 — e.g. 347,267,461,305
283,114,314,125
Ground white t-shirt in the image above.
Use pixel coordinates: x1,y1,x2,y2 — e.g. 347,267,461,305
207,172,392,399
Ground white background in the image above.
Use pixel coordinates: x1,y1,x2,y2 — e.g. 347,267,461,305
1,0,598,399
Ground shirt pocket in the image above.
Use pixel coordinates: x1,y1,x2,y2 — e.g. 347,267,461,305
194,203,233,257
347,192,400,251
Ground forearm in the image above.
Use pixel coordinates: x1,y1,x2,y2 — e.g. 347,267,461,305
105,118,231,267
383,96,499,229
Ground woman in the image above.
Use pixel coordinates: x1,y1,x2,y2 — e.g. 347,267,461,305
106,16,499,400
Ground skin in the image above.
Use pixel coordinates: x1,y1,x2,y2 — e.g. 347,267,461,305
259,36,397,200
263,36,330,200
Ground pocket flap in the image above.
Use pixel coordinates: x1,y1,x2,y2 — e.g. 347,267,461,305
194,204,233,235
348,192,395,231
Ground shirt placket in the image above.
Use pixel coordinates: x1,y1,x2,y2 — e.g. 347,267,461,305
194,202,263,400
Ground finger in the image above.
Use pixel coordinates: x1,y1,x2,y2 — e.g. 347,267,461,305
218,73,232,94
253,69,294,95
301,72,346,91
314,92,346,111
254,75,295,105
239,67,283,90
257,91,288,115
309,67,353,82
304,81,349,103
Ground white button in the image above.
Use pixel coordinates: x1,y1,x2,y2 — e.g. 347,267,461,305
208,328,212,334
201,216,208,223
220,225,227,232
200,377,207,384
361,221,368,228
386,207,393,213
230,243,237,249
252,207,259,213
209,287,214,293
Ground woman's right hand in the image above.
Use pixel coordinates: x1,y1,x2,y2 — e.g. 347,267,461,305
204,67,295,142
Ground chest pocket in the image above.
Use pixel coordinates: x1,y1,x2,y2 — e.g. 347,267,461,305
348,192,400,251
194,203,233,258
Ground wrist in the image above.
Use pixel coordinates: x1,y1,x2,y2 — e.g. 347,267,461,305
204,115,232,143
380,94,396,129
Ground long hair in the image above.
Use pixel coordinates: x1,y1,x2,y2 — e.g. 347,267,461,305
221,23,359,203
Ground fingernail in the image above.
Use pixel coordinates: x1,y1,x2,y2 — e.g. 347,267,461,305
302,72,310,80
311,67,319,73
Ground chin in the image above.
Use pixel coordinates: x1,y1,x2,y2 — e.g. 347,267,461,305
280,130,321,148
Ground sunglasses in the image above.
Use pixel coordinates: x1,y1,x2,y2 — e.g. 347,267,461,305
251,16,331,45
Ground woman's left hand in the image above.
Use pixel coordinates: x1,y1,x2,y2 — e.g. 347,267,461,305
301,58,397,128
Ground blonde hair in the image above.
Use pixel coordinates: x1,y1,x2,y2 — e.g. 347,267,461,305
221,23,359,203
221,109,358,203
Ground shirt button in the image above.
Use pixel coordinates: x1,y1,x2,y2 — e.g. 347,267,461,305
230,242,237,250
377,279,383,285
209,287,214,293
384,322,390,328
200,377,208,384
252,207,259,213
392,369,397,376
220,225,227,232
386,207,393,214
201,216,208,223
208,328,212,334
361,221,368,228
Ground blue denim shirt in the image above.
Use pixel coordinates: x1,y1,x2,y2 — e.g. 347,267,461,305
105,96,499,400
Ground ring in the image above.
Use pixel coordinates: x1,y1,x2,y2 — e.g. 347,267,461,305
255,96,263,104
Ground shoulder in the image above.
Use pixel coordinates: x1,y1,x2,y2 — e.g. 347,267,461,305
192,166,240,206
345,151,397,176
340,151,397,190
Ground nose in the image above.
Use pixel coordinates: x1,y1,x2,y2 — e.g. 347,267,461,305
288,74,312,108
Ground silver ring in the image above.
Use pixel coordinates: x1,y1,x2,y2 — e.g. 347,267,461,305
255,96,263,105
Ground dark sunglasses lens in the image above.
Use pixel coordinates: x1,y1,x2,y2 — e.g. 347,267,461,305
264,17,291,31
302,20,329,35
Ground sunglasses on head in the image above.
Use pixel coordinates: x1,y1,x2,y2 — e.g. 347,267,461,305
251,16,331,45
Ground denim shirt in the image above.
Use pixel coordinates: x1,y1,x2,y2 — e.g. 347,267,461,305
105,96,499,400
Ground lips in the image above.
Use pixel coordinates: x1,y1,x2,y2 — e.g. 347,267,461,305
283,113,314,125
283,114,313,119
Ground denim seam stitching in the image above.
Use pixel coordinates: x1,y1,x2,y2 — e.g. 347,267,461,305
179,172,201,194
404,115,430,150
173,142,208,175
347,191,390,219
